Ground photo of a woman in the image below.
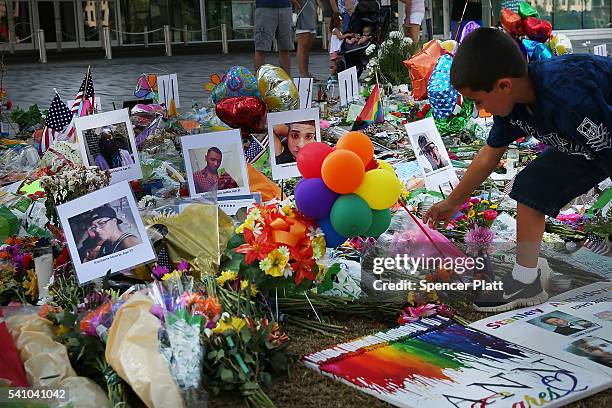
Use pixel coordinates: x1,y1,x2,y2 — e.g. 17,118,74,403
273,120,317,164
94,128,135,170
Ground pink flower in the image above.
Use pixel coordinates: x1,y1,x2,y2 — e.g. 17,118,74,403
176,260,189,271
460,202,470,212
483,209,498,221
465,226,496,253
152,265,169,280
469,198,480,204
398,304,437,324
436,304,455,318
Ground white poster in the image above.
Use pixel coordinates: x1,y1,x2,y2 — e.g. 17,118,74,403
293,77,314,109
157,73,180,109
338,66,359,106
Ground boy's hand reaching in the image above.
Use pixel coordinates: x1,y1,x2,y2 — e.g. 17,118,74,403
423,198,462,229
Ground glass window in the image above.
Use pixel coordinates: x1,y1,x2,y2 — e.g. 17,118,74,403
554,0,582,29
583,0,611,28
60,1,78,42
39,1,57,42
13,0,33,43
0,2,7,42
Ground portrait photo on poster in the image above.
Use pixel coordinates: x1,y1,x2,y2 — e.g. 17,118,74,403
404,117,458,190
75,109,142,184
181,129,251,198
267,108,321,180
57,181,155,284
527,311,602,337
566,336,612,369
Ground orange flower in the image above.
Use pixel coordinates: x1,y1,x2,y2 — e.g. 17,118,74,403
193,297,222,321
38,304,61,319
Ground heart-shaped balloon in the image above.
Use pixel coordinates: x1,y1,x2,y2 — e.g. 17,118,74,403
215,96,267,136
257,64,299,112
518,0,539,18
211,66,261,104
524,17,552,43
501,8,525,37
547,33,573,56
458,21,481,44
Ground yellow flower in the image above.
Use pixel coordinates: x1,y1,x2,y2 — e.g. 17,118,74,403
313,236,326,259
467,209,475,218
23,270,38,299
162,270,182,281
490,204,498,209
281,204,294,217
259,248,289,278
216,270,238,286
213,316,246,333
469,202,474,207
235,217,254,234
55,324,70,337
477,211,484,216
481,200,489,205
240,280,258,296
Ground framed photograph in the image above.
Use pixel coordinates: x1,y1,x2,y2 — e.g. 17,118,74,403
404,117,459,190
75,109,143,184
57,181,156,284
157,73,180,109
181,129,251,198
267,108,321,180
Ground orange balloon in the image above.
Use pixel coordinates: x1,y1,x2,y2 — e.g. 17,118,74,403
336,131,374,166
321,150,365,194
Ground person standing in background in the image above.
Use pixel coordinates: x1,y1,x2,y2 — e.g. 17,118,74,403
322,0,340,40
403,0,425,47
254,0,296,75
296,0,318,78
338,0,358,32
450,0,483,40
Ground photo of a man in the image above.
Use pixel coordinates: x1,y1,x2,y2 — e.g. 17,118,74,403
417,133,449,172
567,336,612,368
528,311,600,336
74,204,142,263
93,126,135,170
192,147,239,194
273,120,317,165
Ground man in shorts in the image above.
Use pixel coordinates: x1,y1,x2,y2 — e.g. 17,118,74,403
255,0,298,75
296,0,318,78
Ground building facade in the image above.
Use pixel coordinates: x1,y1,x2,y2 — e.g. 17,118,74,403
1,0,610,51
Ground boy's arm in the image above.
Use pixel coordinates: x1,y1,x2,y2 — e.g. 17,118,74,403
423,145,507,228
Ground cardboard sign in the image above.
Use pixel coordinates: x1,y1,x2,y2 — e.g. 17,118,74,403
293,78,314,109
338,66,359,106
157,73,180,109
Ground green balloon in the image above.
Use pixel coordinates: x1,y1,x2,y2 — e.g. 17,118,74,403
365,209,392,237
518,1,539,18
330,194,373,237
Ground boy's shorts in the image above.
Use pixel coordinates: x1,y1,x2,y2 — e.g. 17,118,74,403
510,147,611,217
255,7,295,52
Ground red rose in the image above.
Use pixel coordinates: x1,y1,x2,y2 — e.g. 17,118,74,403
483,209,498,221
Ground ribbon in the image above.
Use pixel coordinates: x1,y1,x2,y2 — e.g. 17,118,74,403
270,218,308,247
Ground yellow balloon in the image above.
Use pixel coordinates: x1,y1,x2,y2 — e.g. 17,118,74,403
376,160,396,175
354,169,402,210
441,40,458,54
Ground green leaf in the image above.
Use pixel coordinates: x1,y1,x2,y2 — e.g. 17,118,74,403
216,349,225,360
243,354,255,365
240,326,252,344
207,350,217,360
220,367,234,382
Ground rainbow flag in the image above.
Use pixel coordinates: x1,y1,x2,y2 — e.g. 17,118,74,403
351,83,384,131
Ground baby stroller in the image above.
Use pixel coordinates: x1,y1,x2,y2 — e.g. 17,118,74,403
335,0,391,77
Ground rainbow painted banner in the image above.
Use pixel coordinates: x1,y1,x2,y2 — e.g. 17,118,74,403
303,316,611,407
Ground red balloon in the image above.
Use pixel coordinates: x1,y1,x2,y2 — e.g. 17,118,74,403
501,8,525,37
524,17,552,43
296,142,334,178
215,96,267,136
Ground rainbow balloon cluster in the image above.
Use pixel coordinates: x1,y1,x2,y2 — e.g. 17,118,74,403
294,132,402,247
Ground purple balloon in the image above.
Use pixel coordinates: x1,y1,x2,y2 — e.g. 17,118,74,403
459,21,481,44
295,178,338,219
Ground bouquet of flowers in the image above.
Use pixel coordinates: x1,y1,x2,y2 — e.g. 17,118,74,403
445,197,499,253
40,164,111,225
225,203,326,291
363,31,414,87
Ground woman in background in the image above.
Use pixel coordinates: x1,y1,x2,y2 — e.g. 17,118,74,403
403,0,425,47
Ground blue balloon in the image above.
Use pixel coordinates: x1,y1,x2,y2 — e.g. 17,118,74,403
318,218,347,248
522,39,553,61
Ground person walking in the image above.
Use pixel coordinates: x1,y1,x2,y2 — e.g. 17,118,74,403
254,0,295,75
403,0,425,47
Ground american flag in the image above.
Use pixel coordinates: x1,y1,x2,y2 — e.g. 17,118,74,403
503,174,517,195
71,68,95,116
245,136,268,163
583,233,610,255
40,94,73,153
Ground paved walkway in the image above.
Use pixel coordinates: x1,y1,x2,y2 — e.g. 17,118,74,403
5,51,333,110
4,37,609,110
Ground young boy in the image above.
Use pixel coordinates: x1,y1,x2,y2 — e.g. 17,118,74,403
424,28,611,312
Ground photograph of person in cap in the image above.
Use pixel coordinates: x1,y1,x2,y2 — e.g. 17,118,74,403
417,133,449,172
92,125,135,170
77,202,142,262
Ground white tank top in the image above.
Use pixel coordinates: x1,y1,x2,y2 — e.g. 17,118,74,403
330,32,344,54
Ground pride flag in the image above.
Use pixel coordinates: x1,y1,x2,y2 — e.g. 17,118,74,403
351,83,384,131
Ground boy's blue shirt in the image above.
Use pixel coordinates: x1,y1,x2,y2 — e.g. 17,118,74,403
487,54,611,160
